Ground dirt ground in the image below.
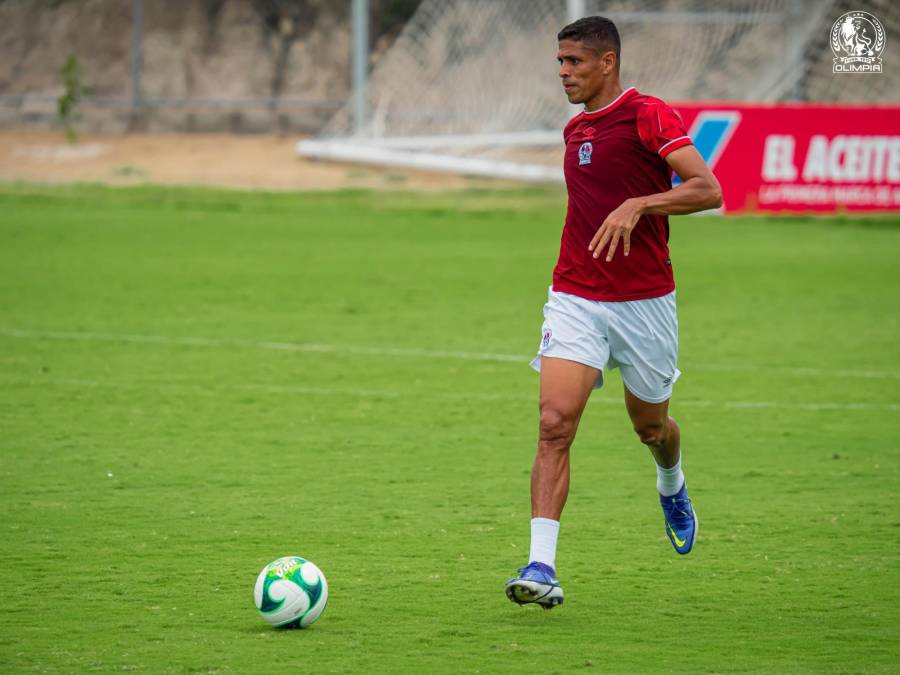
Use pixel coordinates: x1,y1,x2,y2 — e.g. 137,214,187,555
0,130,524,192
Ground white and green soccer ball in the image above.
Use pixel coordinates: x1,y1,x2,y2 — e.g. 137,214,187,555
254,556,328,629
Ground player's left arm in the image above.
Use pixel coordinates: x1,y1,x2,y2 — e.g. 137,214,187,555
642,146,723,215
589,145,722,261
590,95,724,262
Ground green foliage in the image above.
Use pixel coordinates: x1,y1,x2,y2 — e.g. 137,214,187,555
57,54,89,143
0,184,898,672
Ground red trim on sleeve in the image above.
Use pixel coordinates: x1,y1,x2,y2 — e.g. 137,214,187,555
658,136,693,159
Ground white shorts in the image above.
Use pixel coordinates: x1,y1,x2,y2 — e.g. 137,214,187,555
530,286,681,404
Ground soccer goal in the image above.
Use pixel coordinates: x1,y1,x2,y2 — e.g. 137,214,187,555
297,0,889,182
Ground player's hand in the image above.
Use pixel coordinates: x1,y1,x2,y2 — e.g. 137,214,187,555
588,198,644,262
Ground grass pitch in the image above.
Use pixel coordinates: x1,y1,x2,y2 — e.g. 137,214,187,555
1,184,898,673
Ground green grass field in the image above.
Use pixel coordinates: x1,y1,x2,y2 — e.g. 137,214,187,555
1,183,898,673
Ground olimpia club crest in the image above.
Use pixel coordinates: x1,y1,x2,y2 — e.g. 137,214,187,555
831,11,885,73
578,141,593,166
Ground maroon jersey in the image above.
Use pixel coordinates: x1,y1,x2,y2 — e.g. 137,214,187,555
553,87,693,302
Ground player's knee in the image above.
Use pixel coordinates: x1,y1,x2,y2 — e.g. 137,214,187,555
538,406,576,452
634,420,668,450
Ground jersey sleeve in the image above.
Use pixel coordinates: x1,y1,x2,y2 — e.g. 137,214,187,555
636,99,692,159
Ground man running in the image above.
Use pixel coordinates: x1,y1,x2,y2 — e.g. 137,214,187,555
505,16,722,609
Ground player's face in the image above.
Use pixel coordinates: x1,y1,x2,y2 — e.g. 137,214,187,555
557,39,615,106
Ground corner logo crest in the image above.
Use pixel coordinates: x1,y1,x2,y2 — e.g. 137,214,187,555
578,141,593,166
831,11,885,73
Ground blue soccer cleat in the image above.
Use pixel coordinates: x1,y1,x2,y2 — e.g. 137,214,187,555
505,561,564,609
660,483,698,554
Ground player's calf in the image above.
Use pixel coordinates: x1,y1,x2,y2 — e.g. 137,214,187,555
633,417,673,454
629,412,698,554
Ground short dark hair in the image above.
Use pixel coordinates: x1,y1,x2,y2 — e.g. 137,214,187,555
557,16,621,60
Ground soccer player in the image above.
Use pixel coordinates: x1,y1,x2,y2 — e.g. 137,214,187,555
505,16,722,609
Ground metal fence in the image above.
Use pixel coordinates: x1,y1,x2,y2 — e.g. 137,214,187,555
2,0,895,135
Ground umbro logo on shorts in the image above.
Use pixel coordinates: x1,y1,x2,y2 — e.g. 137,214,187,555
662,375,673,385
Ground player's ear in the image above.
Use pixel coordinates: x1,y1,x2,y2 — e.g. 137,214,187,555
600,50,617,74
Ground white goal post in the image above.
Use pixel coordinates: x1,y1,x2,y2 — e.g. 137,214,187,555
298,0,890,182
298,134,565,182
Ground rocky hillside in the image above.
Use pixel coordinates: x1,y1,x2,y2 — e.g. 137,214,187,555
0,0,419,133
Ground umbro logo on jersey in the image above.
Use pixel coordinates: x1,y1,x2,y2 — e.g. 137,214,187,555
578,142,593,165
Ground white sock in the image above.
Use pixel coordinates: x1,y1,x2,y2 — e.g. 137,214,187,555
529,517,560,569
656,455,685,496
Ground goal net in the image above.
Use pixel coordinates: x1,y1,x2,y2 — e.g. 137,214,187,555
298,0,899,182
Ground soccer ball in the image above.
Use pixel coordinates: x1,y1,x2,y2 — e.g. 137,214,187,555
254,556,328,628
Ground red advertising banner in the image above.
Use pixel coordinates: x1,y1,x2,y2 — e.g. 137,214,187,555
673,103,900,213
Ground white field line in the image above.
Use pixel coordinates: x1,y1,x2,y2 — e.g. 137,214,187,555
0,328,524,362
2,376,898,413
688,363,900,381
1,326,900,381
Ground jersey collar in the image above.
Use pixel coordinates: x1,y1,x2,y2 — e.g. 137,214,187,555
582,87,637,116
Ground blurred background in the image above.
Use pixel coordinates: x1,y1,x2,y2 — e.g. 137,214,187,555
0,0,898,199
0,0,421,134
2,0,896,131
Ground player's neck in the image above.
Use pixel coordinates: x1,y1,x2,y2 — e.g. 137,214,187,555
583,81,624,114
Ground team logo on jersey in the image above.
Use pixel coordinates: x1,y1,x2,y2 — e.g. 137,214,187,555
831,11,885,73
542,329,552,349
578,142,593,166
